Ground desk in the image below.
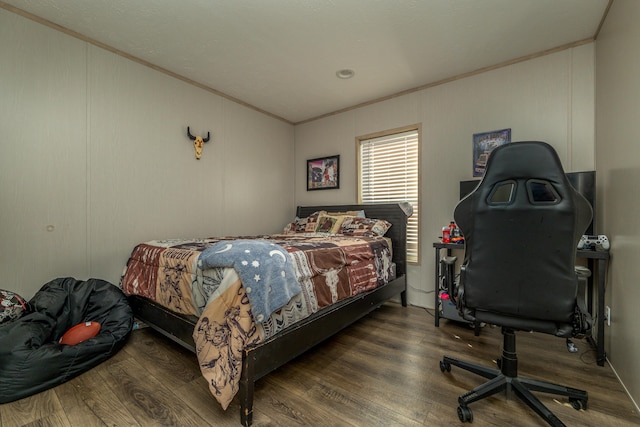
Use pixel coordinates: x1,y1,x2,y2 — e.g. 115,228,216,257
433,242,610,366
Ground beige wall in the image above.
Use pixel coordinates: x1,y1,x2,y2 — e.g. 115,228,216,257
0,9,295,298
295,44,595,308
595,0,640,410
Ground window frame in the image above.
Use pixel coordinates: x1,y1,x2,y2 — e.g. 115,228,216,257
356,124,421,265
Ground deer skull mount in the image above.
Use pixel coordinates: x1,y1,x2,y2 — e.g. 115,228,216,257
187,126,210,159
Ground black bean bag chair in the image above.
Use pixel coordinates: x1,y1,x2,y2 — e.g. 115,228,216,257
0,277,133,403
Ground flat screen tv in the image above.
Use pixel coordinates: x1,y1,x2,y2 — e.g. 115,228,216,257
459,170,596,235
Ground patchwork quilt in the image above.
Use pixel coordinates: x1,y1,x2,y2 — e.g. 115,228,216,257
120,233,394,409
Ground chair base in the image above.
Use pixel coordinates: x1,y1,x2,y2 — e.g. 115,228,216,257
440,329,588,427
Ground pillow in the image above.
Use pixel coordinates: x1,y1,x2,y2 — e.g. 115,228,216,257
327,210,366,218
0,289,30,324
283,216,307,234
283,211,327,234
340,217,392,237
282,210,366,234
314,213,350,234
303,211,327,232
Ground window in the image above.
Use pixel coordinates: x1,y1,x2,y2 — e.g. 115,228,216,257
358,127,420,263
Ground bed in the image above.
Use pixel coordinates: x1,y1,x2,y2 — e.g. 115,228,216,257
121,203,409,426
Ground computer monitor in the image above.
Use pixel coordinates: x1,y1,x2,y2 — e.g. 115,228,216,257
459,170,596,235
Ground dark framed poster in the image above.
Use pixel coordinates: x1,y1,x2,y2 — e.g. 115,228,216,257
307,155,340,190
472,128,511,177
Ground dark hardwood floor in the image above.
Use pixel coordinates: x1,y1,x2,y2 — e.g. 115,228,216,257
1,302,638,426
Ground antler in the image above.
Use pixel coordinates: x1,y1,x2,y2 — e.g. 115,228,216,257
187,126,196,141
187,127,210,142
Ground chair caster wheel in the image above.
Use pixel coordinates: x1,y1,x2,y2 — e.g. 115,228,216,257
570,398,587,410
440,360,451,372
457,405,473,423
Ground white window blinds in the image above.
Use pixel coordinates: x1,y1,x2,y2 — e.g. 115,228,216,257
359,129,419,263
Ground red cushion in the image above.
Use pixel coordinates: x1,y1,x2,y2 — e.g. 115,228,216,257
59,321,101,345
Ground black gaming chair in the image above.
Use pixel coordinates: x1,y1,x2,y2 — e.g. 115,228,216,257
440,141,593,427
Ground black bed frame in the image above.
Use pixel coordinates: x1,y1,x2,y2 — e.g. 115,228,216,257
127,203,409,426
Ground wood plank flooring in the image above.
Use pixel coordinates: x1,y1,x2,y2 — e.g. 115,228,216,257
1,302,638,426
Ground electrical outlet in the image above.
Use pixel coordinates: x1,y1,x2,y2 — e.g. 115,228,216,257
606,306,611,326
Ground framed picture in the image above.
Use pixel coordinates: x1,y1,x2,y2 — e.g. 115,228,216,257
307,155,340,190
472,128,511,177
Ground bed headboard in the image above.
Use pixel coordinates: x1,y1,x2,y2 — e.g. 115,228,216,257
296,203,410,277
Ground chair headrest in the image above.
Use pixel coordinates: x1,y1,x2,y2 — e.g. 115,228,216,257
481,141,567,187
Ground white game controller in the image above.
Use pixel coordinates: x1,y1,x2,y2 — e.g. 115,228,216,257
578,235,610,251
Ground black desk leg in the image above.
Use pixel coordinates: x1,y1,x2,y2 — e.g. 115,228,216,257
587,259,594,323
586,257,607,367
434,247,440,327
596,258,607,366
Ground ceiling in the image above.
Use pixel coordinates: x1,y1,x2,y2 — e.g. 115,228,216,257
1,0,610,124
